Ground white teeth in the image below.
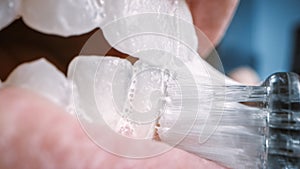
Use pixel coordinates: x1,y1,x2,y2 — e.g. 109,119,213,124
0,0,20,30
0,0,195,39
4,58,72,112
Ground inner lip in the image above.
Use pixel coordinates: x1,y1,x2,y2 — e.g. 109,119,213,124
0,18,130,80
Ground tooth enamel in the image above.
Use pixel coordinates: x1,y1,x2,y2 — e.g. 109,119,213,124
102,0,198,66
4,58,72,111
20,0,104,36
68,56,170,139
68,56,132,124
0,0,20,30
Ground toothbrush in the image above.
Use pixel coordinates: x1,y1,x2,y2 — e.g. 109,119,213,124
158,72,300,169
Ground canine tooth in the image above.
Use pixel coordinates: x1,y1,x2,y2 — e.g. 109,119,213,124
4,58,72,111
21,0,103,36
0,0,20,30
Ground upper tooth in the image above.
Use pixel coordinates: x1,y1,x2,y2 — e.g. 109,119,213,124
102,0,198,66
0,0,20,30
21,0,103,36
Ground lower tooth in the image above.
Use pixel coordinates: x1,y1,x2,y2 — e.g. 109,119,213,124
120,61,170,138
3,58,72,112
68,56,170,139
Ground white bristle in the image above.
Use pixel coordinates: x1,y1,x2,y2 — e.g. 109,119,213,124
158,73,267,169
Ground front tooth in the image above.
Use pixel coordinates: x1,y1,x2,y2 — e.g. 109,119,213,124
0,0,20,30
3,58,72,111
20,0,104,36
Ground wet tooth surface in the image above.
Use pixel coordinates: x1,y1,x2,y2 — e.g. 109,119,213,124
122,60,169,138
102,0,197,66
17,0,196,41
4,58,72,111
0,0,20,30
68,56,169,140
21,0,103,36
68,56,133,132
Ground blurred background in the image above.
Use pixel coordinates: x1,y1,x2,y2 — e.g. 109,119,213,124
217,0,300,81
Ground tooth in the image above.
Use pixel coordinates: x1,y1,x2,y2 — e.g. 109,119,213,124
68,56,132,129
4,58,72,112
68,56,170,139
0,0,20,30
100,0,237,84
102,0,198,66
20,0,104,36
